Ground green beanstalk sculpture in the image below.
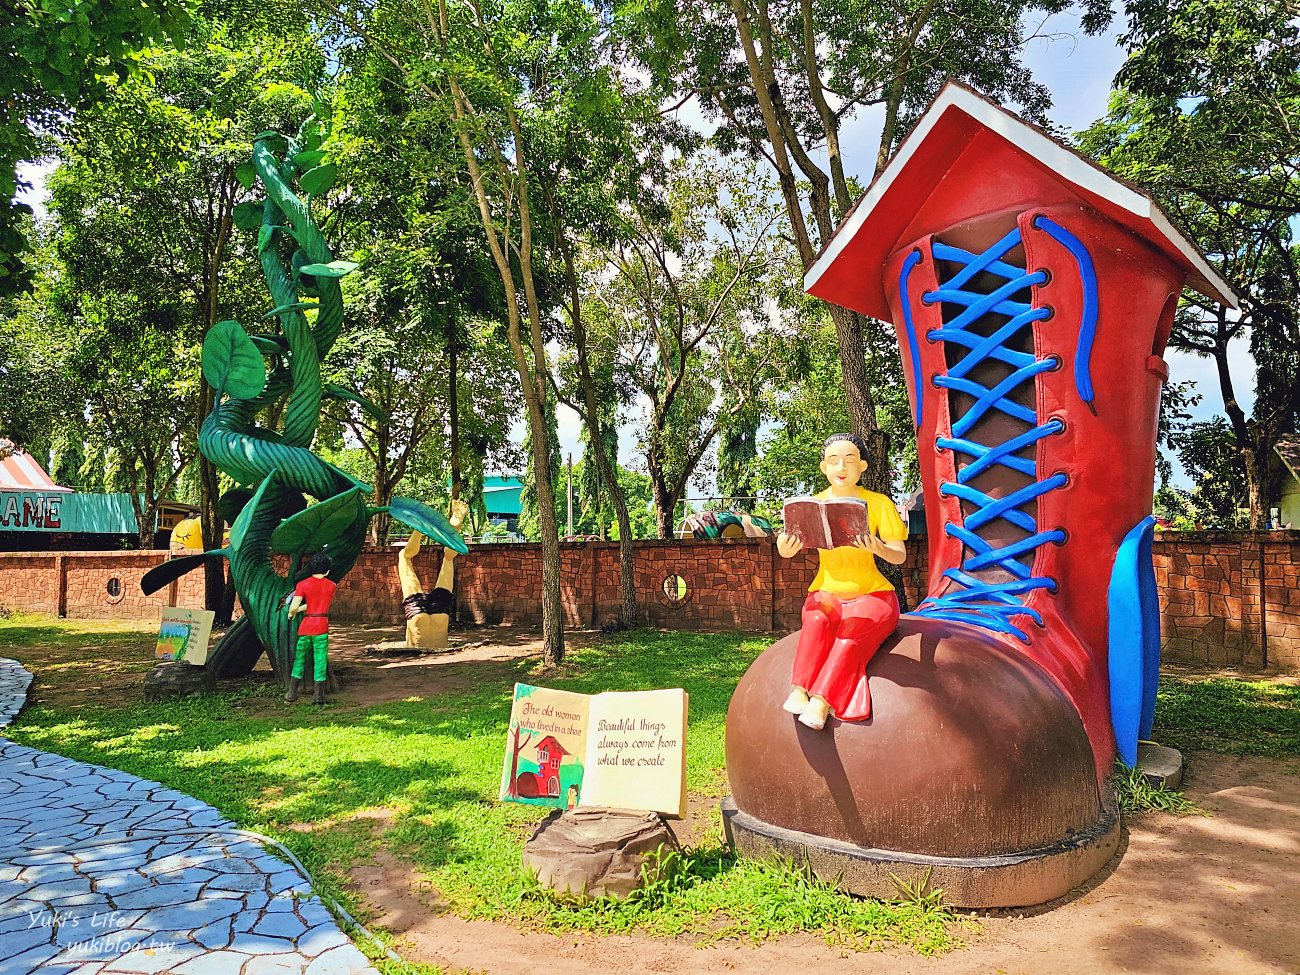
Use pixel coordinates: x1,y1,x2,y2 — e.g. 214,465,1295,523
144,121,466,683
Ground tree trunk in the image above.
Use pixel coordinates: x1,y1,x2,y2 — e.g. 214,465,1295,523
554,224,639,627
218,565,237,628
1211,323,1263,528
524,390,565,665
650,472,680,539
139,497,158,550
371,431,393,545
830,307,889,491
1243,441,1270,529
198,384,225,616
449,315,462,501
445,64,563,666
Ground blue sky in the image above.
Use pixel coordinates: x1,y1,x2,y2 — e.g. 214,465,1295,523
16,14,1250,491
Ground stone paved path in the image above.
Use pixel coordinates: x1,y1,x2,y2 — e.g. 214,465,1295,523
0,658,380,975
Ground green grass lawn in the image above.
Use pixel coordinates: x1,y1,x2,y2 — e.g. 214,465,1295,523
0,614,961,955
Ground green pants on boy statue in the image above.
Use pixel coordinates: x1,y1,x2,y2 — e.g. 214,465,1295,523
292,633,329,683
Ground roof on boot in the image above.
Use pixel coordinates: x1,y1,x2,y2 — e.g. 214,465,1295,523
804,81,1238,317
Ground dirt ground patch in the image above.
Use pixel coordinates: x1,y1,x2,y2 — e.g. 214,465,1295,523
347,750,1300,975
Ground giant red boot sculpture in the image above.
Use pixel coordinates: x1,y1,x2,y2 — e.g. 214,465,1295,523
723,83,1236,908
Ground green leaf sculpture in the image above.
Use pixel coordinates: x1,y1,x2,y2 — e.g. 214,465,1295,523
298,260,358,278
178,128,387,685
271,486,367,555
248,334,287,356
300,163,337,195
264,301,319,319
324,383,387,422
235,162,258,189
202,319,267,399
389,497,469,554
253,130,289,154
293,149,327,170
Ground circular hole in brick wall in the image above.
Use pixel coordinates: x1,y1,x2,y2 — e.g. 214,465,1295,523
661,575,688,606
105,577,124,604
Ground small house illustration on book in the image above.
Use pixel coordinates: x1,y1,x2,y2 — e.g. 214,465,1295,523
515,734,570,799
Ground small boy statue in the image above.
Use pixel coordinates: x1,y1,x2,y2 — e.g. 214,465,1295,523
286,553,338,705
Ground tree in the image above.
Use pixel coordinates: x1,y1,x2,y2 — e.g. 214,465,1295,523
519,396,561,541
0,245,71,450
717,401,760,508
0,0,192,294
41,12,325,595
322,53,519,541
14,235,198,547
1079,0,1300,528
1173,418,1254,528
575,420,617,538
554,239,647,623
319,0,677,663
628,0,1111,486
587,156,788,536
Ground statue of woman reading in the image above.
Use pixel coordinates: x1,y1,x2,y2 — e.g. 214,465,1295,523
776,434,908,730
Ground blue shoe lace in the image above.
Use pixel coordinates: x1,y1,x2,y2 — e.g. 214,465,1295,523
900,219,1097,641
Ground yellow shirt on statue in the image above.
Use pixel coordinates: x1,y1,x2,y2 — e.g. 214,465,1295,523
807,487,909,599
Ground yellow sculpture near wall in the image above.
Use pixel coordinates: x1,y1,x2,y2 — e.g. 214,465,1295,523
398,499,470,650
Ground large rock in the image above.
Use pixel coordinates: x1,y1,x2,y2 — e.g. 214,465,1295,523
522,807,679,900
143,661,214,700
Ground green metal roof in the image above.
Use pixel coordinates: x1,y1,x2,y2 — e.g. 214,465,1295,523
483,476,523,516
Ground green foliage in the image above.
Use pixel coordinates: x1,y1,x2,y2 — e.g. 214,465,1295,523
6,11,327,544
717,403,760,507
1110,762,1205,817
228,473,275,554
0,0,193,293
581,154,792,535
754,316,852,507
1170,418,1254,528
1079,1,1300,527
202,319,268,399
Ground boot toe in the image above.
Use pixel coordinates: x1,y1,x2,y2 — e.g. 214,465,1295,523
724,616,1118,907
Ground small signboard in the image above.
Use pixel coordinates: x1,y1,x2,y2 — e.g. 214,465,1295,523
499,683,688,818
154,607,215,666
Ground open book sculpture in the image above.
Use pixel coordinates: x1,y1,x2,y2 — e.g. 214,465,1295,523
723,82,1237,908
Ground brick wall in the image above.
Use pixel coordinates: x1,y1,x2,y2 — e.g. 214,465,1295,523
1,533,1297,671
0,550,207,619
1153,533,1300,672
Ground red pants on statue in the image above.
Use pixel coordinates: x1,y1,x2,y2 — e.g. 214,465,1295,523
793,589,900,721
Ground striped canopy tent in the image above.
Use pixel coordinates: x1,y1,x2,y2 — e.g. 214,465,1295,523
0,444,72,494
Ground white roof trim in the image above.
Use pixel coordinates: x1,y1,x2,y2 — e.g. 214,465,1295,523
803,83,1238,308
